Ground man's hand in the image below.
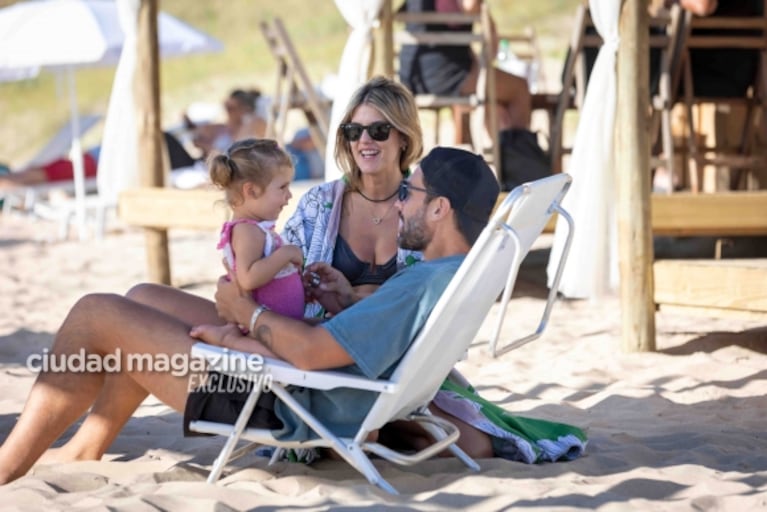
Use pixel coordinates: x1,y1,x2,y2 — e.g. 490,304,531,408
215,260,255,325
303,262,356,315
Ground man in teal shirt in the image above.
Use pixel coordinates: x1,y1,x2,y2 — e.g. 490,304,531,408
0,147,499,483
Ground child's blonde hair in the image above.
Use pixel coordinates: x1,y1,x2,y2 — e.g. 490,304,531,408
209,138,292,205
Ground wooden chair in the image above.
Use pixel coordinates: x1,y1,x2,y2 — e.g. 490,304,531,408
498,27,546,93
673,8,767,192
392,4,499,173
260,18,330,160
538,3,589,174
650,4,687,190
454,27,543,146
545,4,677,174
426,27,540,151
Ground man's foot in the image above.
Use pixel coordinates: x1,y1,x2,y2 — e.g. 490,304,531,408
36,444,100,466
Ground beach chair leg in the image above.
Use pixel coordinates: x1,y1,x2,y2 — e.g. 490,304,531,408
345,443,398,495
206,387,264,483
446,443,481,471
268,447,285,465
417,410,480,471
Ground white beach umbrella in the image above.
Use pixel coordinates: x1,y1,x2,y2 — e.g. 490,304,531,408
0,0,221,70
0,0,223,239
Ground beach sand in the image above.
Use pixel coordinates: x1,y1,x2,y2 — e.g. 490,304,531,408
1,212,766,511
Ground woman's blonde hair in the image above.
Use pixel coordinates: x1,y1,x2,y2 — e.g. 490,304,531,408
208,138,292,206
334,76,423,192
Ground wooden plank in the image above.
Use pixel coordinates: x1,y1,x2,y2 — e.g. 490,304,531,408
651,191,767,236
119,188,229,230
495,190,767,236
654,259,767,313
122,188,767,237
657,303,767,321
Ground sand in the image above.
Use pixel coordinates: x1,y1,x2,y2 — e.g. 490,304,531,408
0,212,766,511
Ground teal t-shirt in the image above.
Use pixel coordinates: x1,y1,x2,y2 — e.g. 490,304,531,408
272,254,464,441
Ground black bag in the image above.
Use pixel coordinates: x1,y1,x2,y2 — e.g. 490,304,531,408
499,128,551,192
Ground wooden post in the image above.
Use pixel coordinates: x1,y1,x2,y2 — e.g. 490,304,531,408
382,0,394,77
135,0,170,284
616,0,656,351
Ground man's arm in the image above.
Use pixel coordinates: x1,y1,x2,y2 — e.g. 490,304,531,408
251,309,353,370
214,275,354,371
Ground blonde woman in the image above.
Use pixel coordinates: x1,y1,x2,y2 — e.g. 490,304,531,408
283,75,425,317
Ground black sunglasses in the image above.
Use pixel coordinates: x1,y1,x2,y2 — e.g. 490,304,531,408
398,180,430,202
340,121,393,142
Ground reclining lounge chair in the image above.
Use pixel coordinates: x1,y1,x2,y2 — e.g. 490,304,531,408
190,173,574,494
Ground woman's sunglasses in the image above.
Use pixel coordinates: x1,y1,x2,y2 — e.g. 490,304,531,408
398,180,429,202
340,121,393,142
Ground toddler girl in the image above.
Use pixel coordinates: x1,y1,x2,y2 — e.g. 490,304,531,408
209,138,305,322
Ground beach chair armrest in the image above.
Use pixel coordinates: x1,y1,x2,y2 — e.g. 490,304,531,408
191,342,397,393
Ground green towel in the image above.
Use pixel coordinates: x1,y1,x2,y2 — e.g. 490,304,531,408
435,379,587,463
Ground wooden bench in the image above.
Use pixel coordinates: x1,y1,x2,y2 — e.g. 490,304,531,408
120,188,767,318
654,259,767,318
121,188,767,235
494,189,767,237
119,187,228,230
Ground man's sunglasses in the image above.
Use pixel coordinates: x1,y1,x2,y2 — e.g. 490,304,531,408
340,121,393,142
398,180,429,202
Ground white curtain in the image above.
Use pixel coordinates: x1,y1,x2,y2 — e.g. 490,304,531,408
97,0,139,205
546,0,620,299
325,0,384,181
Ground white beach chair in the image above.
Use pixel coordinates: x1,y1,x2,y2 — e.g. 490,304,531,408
189,173,573,494
1,114,102,218
489,184,575,358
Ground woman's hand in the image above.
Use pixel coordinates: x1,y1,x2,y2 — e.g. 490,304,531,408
303,262,356,315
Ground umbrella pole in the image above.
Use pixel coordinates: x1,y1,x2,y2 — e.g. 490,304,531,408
66,66,88,240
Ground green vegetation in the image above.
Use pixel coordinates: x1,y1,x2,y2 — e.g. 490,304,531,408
0,0,579,165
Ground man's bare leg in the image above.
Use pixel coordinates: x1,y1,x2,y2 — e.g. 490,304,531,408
36,285,222,463
37,372,150,464
0,293,199,484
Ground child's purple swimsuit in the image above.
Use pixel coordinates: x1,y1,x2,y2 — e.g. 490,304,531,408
218,219,305,319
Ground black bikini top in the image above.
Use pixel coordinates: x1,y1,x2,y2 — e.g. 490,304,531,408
333,235,397,287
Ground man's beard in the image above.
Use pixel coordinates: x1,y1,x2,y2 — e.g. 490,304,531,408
397,208,431,251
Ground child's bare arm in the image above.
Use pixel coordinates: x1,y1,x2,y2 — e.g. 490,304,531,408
231,224,303,291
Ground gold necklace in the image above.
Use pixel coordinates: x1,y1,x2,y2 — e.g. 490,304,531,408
370,198,396,225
